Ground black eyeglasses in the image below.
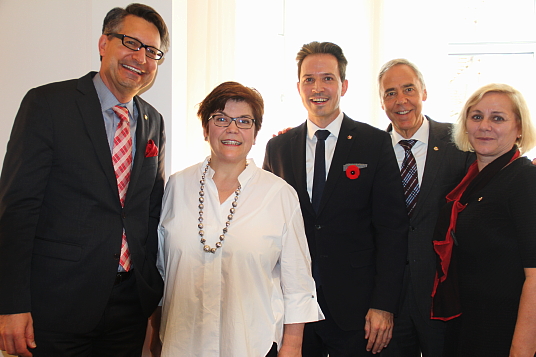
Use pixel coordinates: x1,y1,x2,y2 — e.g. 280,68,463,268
209,114,256,129
107,33,164,60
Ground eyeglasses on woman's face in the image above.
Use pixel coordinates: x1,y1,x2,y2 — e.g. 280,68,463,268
208,114,255,129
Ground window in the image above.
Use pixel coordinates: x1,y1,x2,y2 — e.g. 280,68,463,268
171,0,536,171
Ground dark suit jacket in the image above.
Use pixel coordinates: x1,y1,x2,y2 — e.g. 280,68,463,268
263,114,408,331
388,117,473,324
0,72,165,333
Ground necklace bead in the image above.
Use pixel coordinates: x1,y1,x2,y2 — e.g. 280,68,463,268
198,159,242,253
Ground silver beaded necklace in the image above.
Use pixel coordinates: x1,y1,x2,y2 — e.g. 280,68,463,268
198,159,242,253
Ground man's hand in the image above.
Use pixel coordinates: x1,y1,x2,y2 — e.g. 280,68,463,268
272,127,293,138
364,308,393,354
0,312,36,357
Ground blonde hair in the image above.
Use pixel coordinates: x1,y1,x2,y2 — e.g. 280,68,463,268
452,83,536,154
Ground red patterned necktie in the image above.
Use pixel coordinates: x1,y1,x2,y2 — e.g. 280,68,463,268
112,105,132,271
399,139,420,217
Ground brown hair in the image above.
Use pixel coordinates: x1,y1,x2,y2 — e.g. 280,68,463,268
102,3,169,53
197,82,264,136
296,41,348,81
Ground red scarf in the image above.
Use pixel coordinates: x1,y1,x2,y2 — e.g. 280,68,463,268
431,147,520,320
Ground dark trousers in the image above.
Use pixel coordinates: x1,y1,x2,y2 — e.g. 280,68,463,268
380,280,446,357
32,272,148,357
266,342,278,357
302,287,373,357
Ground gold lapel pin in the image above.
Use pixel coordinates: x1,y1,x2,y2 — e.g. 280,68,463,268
433,146,439,151
144,114,148,120
478,197,483,201
347,135,352,140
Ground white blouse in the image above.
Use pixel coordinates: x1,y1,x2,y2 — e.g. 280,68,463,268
157,158,323,357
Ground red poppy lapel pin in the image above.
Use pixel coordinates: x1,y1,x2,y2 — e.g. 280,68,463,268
145,140,158,157
343,163,367,179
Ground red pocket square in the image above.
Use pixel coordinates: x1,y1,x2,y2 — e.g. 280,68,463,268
145,140,158,157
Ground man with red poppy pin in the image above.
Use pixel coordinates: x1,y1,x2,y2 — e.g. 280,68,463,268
378,59,474,357
0,4,168,356
264,41,408,356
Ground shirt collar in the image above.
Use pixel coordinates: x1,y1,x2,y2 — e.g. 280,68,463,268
93,73,136,118
390,116,429,146
201,156,258,190
306,112,344,141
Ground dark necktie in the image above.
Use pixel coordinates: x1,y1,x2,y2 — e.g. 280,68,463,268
312,130,330,213
112,105,132,271
399,139,420,217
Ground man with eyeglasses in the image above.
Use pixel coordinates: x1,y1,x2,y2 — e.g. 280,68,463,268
0,3,168,357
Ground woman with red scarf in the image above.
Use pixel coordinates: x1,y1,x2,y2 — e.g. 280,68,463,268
432,84,536,356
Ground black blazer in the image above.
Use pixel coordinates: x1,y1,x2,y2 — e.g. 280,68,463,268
388,117,474,323
0,72,165,333
264,114,409,331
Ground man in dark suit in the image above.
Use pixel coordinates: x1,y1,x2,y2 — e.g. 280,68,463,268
263,41,408,356
378,59,473,357
0,4,169,356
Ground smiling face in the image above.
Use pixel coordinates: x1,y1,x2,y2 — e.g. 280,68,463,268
204,100,255,166
297,54,348,128
466,92,521,169
98,15,161,103
380,64,427,138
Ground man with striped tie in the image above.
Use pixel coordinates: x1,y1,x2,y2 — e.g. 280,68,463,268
379,59,474,357
0,4,168,356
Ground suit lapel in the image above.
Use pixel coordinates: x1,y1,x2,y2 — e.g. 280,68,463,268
412,117,448,219
317,115,357,215
292,123,315,217
125,96,148,206
76,73,119,200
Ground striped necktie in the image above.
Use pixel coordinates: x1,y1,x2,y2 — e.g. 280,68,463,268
399,139,420,217
112,105,132,271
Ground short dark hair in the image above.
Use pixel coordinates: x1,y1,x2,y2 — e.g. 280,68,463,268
197,82,264,136
102,3,169,53
296,41,348,81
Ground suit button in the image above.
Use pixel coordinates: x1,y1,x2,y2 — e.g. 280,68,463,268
121,212,126,219
114,253,120,260
315,225,322,230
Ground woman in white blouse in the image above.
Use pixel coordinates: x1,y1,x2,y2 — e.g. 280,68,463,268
152,82,323,357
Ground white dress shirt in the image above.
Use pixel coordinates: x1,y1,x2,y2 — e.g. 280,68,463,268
305,112,344,201
390,117,429,184
157,158,323,357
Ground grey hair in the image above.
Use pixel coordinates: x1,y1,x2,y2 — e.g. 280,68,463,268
378,59,426,94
